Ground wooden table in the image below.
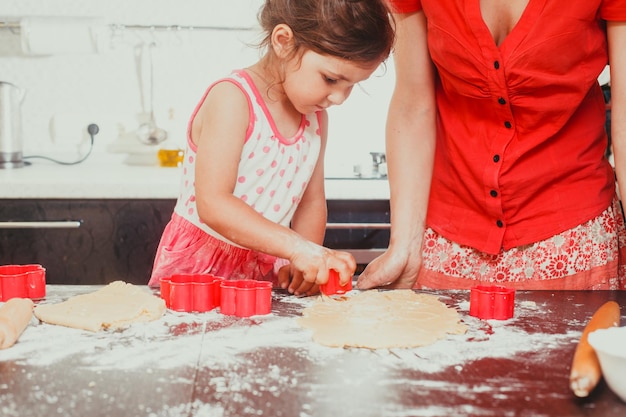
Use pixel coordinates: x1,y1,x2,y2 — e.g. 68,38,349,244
0,286,624,417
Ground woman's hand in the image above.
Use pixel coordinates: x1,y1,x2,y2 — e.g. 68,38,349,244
356,245,421,289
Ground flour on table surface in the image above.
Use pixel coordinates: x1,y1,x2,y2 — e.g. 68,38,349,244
0,309,207,370
0,290,586,417
0,291,581,373
147,400,224,417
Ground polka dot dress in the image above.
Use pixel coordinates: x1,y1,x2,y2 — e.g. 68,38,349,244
174,70,322,241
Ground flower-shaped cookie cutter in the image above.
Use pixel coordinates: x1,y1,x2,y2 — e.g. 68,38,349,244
160,274,223,312
220,280,272,317
469,285,516,320
0,264,46,301
319,269,352,296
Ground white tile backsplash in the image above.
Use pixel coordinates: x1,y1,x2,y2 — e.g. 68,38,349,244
0,0,394,171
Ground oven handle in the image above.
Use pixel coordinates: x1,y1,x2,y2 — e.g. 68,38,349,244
0,220,83,229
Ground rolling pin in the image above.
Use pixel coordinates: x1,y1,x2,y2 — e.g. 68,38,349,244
569,300,621,397
0,298,35,349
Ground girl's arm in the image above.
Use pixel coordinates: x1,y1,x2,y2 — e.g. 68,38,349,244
193,82,354,287
290,111,329,247
279,111,332,295
357,10,437,289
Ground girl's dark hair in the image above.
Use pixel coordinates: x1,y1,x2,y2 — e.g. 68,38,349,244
258,0,395,65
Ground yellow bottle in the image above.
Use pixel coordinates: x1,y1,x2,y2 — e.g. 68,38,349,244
158,148,184,167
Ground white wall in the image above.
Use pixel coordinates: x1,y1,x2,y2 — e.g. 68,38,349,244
0,0,394,175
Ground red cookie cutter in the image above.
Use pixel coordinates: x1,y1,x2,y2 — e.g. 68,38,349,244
319,269,352,296
220,280,272,317
160,274,223,312
0,264,46,301
469,285,515,320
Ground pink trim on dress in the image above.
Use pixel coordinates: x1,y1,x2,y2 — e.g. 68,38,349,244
237,69,307,146
185,76,255,152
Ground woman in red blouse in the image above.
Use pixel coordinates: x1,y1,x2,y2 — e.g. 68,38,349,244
357,0,626,290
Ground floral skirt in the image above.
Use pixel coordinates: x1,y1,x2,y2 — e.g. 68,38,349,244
416,198,626,290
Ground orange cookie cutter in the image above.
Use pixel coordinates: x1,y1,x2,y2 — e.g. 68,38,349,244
160,274,223,313
219,280,272,317
0,264,46,301
469,285,515,320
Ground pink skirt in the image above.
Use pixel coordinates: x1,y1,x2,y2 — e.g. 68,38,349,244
416,198,626,290
148,213,279,287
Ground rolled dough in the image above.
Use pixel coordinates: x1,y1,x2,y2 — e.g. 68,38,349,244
34,281,165,332
298,290,467,349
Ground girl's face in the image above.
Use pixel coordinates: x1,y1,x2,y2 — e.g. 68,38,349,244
282,50,381,115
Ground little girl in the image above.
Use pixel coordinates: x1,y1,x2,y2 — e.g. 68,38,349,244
148,0,395,296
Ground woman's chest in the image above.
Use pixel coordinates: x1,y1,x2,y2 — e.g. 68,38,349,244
421,0,606,91
479,0,529,46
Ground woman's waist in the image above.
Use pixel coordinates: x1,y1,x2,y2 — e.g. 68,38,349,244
427,177,616,254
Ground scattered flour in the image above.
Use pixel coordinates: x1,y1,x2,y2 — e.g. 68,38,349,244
147,400,224,417
0,290,585,417
0,291,581,374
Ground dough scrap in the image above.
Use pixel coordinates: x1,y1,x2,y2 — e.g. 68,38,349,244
298,290,467,349
34,281,165,332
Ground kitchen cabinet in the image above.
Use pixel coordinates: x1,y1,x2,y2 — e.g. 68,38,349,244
0,198,390,284
0,199,175,285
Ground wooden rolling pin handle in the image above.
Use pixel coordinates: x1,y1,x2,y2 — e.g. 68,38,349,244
569,300,621,398
0,298,35,349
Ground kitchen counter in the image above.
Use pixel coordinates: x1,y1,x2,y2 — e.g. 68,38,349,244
0,155,389,200
0,287,624,417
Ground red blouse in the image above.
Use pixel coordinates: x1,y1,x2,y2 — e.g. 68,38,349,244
387,0,626,254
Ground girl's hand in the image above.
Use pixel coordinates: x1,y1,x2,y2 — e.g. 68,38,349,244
276,264,320,296
282,241,356,295
356,246,421,289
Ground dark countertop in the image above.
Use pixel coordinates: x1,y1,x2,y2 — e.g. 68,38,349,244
0,287,624,417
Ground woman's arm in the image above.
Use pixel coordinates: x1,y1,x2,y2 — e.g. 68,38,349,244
609,21,626,207
357,10,437,289
608,21,626,290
